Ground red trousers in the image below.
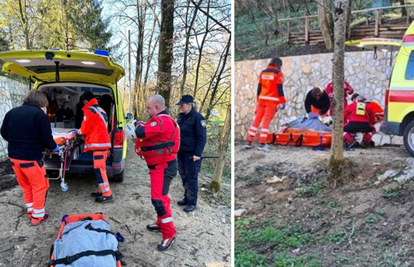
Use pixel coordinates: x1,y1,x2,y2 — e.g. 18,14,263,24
247,103,278,144
10,158,49,219
93,150,112,197
149,160,177,239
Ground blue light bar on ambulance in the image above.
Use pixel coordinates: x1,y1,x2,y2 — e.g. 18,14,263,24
94,49,109,56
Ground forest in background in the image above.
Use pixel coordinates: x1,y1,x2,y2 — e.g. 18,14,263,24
235,0,414,61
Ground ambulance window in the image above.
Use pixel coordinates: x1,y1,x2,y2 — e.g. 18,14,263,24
405,51,414,80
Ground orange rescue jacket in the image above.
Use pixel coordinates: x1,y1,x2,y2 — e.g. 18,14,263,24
78,98,111,152
257,65,285,106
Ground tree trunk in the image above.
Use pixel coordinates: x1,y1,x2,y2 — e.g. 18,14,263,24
400,0,407,17
180,0,202,96
157,0,175,109
329,0,349,186
317,0,334,50
210,96,231,194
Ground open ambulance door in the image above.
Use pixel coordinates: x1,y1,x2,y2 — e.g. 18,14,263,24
346,38,402,66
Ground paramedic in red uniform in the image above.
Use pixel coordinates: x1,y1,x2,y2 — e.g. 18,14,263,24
133,95,179,251
305,87,331,119
76,91,113,203
325,80,354,115
1,90,58,226
343,95,376,148
245,57,286,151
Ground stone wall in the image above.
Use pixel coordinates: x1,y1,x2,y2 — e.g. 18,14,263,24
0,76,29,160
234,51,394,141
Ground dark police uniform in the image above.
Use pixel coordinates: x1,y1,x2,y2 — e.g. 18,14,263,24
177,107,207,207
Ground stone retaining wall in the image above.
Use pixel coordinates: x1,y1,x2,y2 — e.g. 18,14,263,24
0,76,29,160
234,51,394,141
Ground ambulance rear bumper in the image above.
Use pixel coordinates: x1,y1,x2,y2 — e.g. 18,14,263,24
380,121,402,136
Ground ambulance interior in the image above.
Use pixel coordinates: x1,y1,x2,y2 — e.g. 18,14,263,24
37,83,115,166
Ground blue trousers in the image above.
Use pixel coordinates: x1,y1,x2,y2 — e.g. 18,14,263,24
177,152,201,206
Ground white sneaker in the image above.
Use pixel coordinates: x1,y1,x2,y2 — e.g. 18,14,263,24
257,144,270,151
245,142,253,149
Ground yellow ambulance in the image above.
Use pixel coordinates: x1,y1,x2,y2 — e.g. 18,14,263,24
357,22,414,156
0,49,127,181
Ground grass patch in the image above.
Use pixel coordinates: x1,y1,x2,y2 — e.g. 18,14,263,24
273,253,323,267
324,230,347,245
239,224,311,249
235,218,254,230
234,245,267,267
365,214,378,224
326,200,340,209
296,181,326,197
382,184,405,199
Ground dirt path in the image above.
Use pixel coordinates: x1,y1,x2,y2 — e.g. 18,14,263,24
235,142,414,266
0,142,231,267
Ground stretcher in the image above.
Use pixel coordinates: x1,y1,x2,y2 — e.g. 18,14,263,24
48,213,124,267
44,128,82,192
257,116,333,147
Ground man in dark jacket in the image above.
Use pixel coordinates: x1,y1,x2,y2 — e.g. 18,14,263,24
176,95,207,212
304,87,331,119
1,90,58,226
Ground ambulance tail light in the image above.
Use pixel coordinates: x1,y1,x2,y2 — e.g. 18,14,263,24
113,130,124,148
384,89,390,108
403,35,414,43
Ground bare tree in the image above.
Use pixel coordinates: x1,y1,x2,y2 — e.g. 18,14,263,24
329,0,349,186
210,96,231,194
317,0,334,50
157,0,175,108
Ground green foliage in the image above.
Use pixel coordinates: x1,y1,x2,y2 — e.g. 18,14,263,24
235,218,254,230
326,200,340,209
239,224,311,249
2,0,113,51
365,214,378,224
377,210,387,218
234,245,267,267
235,0,414,61
273,253,323,267
295,181,326,197
382,184,405,199
325,230,347,245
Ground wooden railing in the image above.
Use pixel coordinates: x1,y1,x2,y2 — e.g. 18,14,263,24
279,4,414,45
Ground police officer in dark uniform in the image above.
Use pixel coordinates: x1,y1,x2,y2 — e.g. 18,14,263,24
176,95,207,212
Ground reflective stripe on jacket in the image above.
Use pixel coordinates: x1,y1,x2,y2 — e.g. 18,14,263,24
344,101,376,125
79,98,111,152
257,65,285,106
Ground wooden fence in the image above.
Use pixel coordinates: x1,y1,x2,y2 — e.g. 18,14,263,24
283,5,414,46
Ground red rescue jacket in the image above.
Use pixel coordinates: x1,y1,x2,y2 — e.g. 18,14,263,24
135,112,180,166
257,65,285,106
78,98,111,152
344,101,376,125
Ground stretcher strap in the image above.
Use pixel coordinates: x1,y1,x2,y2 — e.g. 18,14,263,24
295,134,304,147
48,249,122,266
286,133,293,146
85,223,115,236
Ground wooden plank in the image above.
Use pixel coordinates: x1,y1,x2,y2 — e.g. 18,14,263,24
305,17,309,43
375,10,380,36
287,20,290,42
